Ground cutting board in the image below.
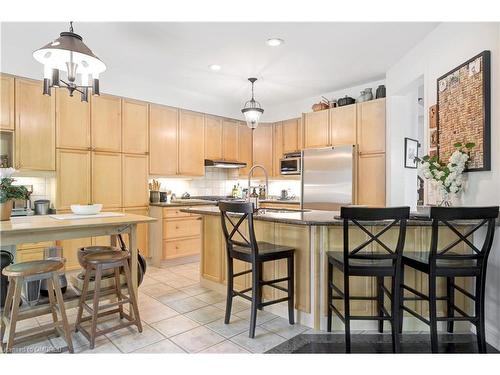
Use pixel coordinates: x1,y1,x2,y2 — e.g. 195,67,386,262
49,212,126,220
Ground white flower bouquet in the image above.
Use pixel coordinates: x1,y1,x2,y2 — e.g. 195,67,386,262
418,142,475,206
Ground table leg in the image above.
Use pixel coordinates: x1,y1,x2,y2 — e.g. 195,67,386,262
129,224,138,297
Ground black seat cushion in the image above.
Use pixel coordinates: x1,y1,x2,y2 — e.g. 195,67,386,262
403,251,479,276
231,242,294,262
326,251,395,276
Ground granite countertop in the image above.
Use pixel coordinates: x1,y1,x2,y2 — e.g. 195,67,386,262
179,206,493,226
150,199,217,208
259,199,300,205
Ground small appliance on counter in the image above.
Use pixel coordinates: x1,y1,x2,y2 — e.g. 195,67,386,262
33,199,51,215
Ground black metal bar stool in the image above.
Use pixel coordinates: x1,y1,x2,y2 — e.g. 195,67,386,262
326,206,410,353
0,259,74,353
400,206,499,353
219,201,295,338
74,247,142,349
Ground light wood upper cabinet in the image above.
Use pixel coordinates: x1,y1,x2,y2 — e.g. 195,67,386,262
357,98,386,154
0,74,15,131
273,122,283,177
330,104,356,146
92,151,122,208
238,123,253,177
149,104,178,175
204,116,222,160
56,149,91,210
358,153,386,207
15,78,55,171
222,120,239,161
252,124,273,177
91,94,122,152
178,110,205,176
122,153,148,207
282,118,300,153
303,110,329,148
56,89,90,149
122,98,148,154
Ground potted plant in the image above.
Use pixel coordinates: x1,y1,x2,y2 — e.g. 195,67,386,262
418,142,475,206
0,168,30,221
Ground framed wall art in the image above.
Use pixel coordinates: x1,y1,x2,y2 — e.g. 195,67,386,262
437,50,491,172
404,137,420,169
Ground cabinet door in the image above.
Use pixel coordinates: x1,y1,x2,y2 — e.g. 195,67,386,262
282,118,299,153
358,98,386,154
358,153,386,206
56,89,90,150
122,154,149,207
303,110,329,148
91,94,122,152
149,104,178,175
252,124,273,177
0,74,14,131
178,110,205,176
204,116,222,160
56,149,91,210
330,105,356,146
122,98,148,154
273,122,283,177
56,237,92,271
92,151,122,208
15,78,55,170
123,207,149,257
222,120,239,161
238,123,253,177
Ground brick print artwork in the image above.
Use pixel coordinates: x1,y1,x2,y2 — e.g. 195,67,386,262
437,53,488,170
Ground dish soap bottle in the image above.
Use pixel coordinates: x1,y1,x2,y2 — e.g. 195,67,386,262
250,188,259,211
232,185,238,198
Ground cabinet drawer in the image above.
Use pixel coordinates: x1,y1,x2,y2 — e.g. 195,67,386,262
163,218,201,239
163,207,191,218
17,241,54,250
163,238,201,259
16,248,44,262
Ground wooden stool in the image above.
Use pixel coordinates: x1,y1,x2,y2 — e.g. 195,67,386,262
0,260,74,353
74,249,142,349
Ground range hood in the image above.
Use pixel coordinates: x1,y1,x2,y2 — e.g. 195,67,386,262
204,159,247,169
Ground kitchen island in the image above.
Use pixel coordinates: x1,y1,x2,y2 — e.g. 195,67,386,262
181,206,480,331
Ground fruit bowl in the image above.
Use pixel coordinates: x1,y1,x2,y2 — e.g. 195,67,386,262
70,204,103,215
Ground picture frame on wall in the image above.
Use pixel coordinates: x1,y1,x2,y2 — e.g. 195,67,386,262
404,137,420,169
436,50,491,172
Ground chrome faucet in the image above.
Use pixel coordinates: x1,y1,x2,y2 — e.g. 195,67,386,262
247,165,269,201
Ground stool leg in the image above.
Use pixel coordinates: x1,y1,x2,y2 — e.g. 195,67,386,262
429,274,438,353
327,262,333,332
114,268,124,319
399,265,405,334
52,274,74,354
287,255,295,325
258,263,263,311
75,267,91,332
6,276,23,353
249,263,260,338
475,272,487,353
123,261,143,333
344,273,351,353
446,277,455,333
377,276,384,333
1,277,16,350
224,258,234,324
391,272,401,353
46,277,59,328
89,265,102,350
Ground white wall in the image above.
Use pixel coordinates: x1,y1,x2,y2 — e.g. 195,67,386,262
386,22,500,349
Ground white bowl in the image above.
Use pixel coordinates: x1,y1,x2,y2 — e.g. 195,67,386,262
70,204,103,215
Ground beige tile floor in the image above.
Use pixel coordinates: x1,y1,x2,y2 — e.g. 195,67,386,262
1,256,309,354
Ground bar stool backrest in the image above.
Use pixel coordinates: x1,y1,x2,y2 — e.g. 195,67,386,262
340,206,411,267
428,206,499,267
219,201,259,258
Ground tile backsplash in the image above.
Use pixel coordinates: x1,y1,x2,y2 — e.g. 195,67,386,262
11,175,56,207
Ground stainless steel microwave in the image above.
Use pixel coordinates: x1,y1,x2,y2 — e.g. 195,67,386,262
280,152,301,175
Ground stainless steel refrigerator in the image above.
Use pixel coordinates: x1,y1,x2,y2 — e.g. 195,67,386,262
301,145,356,211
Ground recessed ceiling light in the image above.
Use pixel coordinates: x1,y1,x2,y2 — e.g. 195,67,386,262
266,38,284,47
209,64,221,71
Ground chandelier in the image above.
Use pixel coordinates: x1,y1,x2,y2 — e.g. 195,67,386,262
33,22,106,102
241,78,264,129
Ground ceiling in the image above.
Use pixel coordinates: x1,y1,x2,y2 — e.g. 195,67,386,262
1,22,438,119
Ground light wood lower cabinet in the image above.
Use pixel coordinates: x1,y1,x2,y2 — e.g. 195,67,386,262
92,151,122,209
0,74,15,131
122,153,148,208
357,153,386,206
55,237,92,271
56,149,91,211
15,78,55,171
123,207,149,258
